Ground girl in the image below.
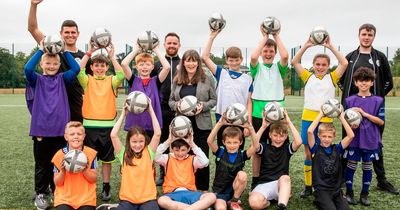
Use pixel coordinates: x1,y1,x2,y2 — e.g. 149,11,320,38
109,100,161,210
168,49,217,191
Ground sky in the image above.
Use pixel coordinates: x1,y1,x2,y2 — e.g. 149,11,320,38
1,0,400,66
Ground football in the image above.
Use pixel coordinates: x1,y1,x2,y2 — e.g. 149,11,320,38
91,27,112,48
310,26,329,45
64,150,88,173
344,108,363,127
171,116,192,138
261,16,281,35
137,30,159,52
43,34,64,55
321,98,342,118
126,91,149,114
178,95,198,116
225,103,248,125
264,102,285,122
208,12,226,31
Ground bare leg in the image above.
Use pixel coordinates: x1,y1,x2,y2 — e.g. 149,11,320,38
102,162,111,183
232,171,247,199
158,196,189,210
183,192,216,210
214,198,227,210
252,155,261,177
277,175,291,205
248,191,270,210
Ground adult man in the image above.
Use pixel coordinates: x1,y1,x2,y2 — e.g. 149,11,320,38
153,32,181,185
338,23,398,195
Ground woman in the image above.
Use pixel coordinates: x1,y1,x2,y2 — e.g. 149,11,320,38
169,49,217,191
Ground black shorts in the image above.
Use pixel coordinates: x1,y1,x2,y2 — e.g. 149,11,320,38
84,127,115,162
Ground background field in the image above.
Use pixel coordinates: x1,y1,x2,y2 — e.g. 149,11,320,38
0,94,399,209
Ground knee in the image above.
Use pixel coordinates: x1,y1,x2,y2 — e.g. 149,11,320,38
236,171,248,183
157,196,170,207
249,193,265,209
215,199,227,210
279,175,291,185
201,192,217,202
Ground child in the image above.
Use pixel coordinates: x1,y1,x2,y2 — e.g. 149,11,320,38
156,132,216,210
52,122,98,210
344,67,385,206
108,101,161,210
121,43,171,135
308,110,354,210
78,42,125,201
207,116,258,210
291,36,348,197
249,26,289,188
249,111,302,210
201,29,253,149
24,40,80,210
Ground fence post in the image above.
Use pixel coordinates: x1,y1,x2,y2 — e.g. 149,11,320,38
12,43,15,94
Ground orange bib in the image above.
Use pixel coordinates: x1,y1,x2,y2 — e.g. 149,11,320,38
163,155,196,194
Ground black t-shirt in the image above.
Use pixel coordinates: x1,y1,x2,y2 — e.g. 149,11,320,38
154,55,181,108
353,53,374,73
312,144,342,191
258,141,294,183
59,50,87,122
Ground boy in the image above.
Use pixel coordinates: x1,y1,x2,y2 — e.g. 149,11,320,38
24,40,80,210
308,110,354,210
201,29,253,149
344,67,385,206
291,36,348,197
52,121,98,210
249,27,289,188
156,133,216,210
78,42,125,201
207,117,258,210
249,111,302,210
121,43,171,135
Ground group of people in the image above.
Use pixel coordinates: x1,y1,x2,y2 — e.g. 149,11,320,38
25,1,397,210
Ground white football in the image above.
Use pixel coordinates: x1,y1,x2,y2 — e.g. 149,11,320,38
261,16,281,35
344,108,363,127
264,102,285,122
225,103,248,125
91,27,112,48
310,26,329,45
208,12,226,31
43,34,64,55
171,116,192,138
321,98,341,118
178,95,198,116
126,91,149,114
137,30,159,52
64,150,88,173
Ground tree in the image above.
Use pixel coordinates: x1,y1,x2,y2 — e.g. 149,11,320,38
0,48,15,88
390,48,400,77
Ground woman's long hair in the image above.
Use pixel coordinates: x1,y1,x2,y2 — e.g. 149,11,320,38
173,49,206,85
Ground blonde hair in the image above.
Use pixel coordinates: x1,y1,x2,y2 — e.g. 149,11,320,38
318,123,336,135
65,121,85,133
41,53,60,62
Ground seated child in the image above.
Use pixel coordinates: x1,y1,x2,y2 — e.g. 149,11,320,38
249,111,302,210
207,117,258,210
108,101,161,210
52,121,98,210
308,109,354,210
156,132,216,210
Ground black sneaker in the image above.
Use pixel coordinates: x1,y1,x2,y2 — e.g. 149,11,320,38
277,203,287,210
360,192,370,206
101,186,111,201
377,180,400,195
345,190,358,205
299,186,313,198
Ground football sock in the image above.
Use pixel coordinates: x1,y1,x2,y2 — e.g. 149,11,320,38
304,160,312,186
362,162,373,193
345,161,357,191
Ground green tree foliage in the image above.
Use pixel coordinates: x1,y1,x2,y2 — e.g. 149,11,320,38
390,48,400,77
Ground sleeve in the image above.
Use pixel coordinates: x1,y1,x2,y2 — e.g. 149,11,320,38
168,83,178,111
116,146,126,165
288,142,295,154
380,54,393,95
62,51,81,85
249,84,254,93
213,147,222,156
155,142,170,166
299,69,312,83
76,68,88,90
277,61,289,79
192,146,210,169
336,143,344,155
24,50,43,87
201,77,217,112
330,70,340,84
90,157,98,169
256,142,265,155
377,99,385,121
215,65,223,81
148,145,156,161
250,62,259,78
127,75,135,87
309,143,318,155
338,52,353,91
111,70,125,90
242,150,251,160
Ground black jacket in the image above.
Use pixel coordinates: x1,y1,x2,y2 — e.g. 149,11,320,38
153,55,181,108
338,47,393,105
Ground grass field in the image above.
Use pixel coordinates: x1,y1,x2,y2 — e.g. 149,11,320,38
0,94,399,209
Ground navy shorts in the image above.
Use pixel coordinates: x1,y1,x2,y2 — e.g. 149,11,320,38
344,147,379,162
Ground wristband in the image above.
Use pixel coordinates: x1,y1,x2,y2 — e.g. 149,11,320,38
85,52,92,57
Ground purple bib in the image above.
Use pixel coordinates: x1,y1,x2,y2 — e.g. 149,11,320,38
30,73,70,137
124,76,162,131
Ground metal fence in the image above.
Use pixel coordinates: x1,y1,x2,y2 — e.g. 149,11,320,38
0,42,399,95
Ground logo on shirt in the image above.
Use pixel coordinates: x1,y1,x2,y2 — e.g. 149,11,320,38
376,60,380,67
